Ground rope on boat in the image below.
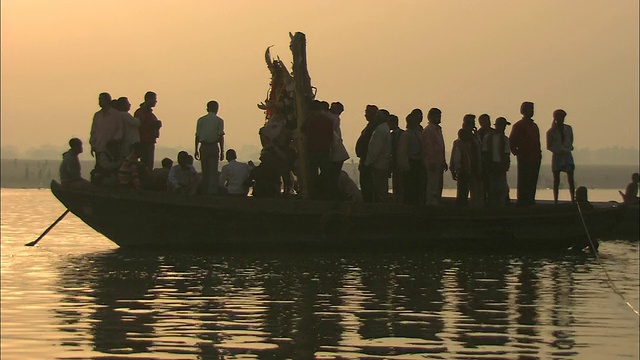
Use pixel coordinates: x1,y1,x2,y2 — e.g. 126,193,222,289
576,202,640,316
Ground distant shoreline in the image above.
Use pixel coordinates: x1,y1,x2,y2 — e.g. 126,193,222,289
1,159,636,191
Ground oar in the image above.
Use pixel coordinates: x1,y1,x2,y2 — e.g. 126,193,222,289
25,209,70,246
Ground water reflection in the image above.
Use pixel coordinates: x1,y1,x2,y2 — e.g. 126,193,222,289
50,250,616,359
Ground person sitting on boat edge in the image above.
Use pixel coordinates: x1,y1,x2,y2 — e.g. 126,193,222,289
118,142,152,190
219,149,252,197
622,172,639,205
152,157,173,191
167,151,200,195
90,139,123,187
59,138,91,189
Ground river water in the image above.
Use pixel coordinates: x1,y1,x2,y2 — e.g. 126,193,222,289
1,189,638,359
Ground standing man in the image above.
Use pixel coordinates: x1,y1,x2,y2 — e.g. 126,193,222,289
195,100,225,195
90,92,123,164
422,107,447,206
355,104,378,203
546,109,575,204
482,117,511,207
509,101,541,206
134,91,162,170
365,109,392,203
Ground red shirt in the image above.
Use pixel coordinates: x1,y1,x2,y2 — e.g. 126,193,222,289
509,118,541,163
134,105,160,143
306,112,333,153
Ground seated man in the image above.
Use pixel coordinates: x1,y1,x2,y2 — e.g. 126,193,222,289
167,151,200,194
91,139,122,186
59,138,91,188
337,170,363,202
246,154,281,198
118,142,151,190
218,149,252,196
152,157,173,191
622,172,639,205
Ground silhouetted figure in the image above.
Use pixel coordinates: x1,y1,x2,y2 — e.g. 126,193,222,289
60,138,91,188
509,101,541,207
152,157,173,191
328,101,349,199
247,154,282,198
422,107,448,206
90,92,123,163
365,109,392,203
389,114,406,204
194,100,225,195
167,151,200,194
112,97,140,159
477,114,493,201
91,139,123,186
622,173,640,204
546,109,575,204
355,105,379,203
219,149,252,197
450,129,481,207
306,100,334,199
460,114,483,208
337,170,362,202
400,109,425,205
482,117,511,207
134,91,162,170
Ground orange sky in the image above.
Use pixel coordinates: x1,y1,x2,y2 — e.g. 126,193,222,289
1,0,638,160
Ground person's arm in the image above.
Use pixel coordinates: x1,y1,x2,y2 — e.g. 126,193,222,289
566,125,574,152
167,167,178,191
194,135,200,160
218,165,229,188
89,115,96,157
365,128,381,166
509,125,519,156
218,135,225,161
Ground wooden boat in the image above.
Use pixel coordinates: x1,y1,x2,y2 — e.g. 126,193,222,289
50,180,626,251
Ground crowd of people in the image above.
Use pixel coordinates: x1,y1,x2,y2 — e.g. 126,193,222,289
59,93,637,206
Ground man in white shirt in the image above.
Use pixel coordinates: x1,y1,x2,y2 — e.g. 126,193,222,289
168,151,200,195
218,149,252,196
89,92,123,162
195,100,225,195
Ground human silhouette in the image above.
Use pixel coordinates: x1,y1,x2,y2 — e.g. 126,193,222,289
546,109,575,204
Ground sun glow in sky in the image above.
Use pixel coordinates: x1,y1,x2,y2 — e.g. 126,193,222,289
1,0,638,160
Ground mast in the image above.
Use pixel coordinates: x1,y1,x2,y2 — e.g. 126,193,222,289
289,32,314,199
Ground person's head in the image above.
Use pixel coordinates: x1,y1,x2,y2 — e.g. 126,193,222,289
161,157,173,169
207,100,219,113
520,101,534,119
113,97,131,112
105,139,120,157
375,109,390,126
494,117,511,133
365,104,378,122
330,101,344,115
576,186,589,203
144,91,157,108
186,155,194,166
553,109,567,125
406,108,423,128
130,142,144,158
478,114,491,128
69,138,83,154
226,149,237,161
632,172,640,183
388,114,399,130
462,114,476,131
177,151,189,167
427,108,442,124
98,92,112,109
319,101,330,112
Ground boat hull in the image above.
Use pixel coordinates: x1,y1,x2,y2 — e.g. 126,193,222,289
50,181,626,251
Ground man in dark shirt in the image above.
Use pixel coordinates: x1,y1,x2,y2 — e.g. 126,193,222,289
355,104,379,203
509,101,541,206
134,91,162,170
60,138,90,188
306,100,334,199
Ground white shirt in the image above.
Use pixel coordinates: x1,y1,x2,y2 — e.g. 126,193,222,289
90,108,123,152
546,124,574,154
167,164,198,190
120,111,140,155
482,132,510,163
196,112,225,143
219,160,252,195
365,122,392,170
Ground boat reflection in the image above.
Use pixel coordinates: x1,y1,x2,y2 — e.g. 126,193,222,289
54,250,589,358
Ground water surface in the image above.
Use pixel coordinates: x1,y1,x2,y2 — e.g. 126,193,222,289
1,189,638,359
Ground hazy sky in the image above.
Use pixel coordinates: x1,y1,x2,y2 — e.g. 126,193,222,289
2,0,638,161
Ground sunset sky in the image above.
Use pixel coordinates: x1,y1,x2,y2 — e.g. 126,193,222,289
2,0,638,161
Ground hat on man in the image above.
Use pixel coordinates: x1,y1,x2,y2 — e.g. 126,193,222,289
495,117,511,127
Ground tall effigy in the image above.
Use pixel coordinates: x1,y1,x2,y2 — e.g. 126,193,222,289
257,32,315,198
